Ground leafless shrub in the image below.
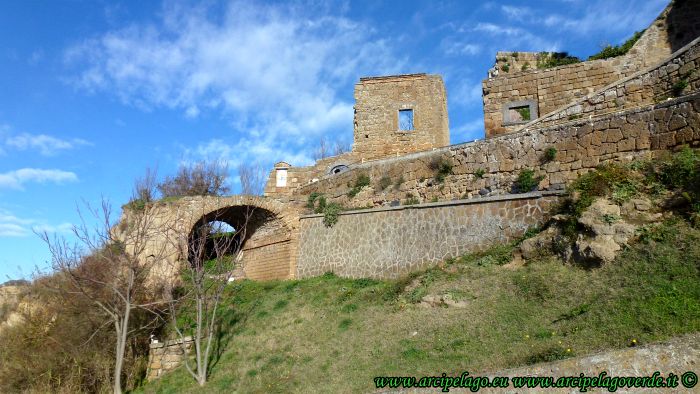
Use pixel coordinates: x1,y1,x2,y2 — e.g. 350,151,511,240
158,161,230,198
238,162,266,196
313,137,352,160
132,166,158,203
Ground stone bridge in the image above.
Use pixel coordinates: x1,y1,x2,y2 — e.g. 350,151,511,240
120,195,301,283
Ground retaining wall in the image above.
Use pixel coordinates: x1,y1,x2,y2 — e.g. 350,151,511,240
296,192,561,279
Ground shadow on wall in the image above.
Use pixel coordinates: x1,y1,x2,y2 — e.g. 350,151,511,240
667,0,700,52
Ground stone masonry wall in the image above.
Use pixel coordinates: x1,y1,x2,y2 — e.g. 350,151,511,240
296,93,700,210
482,0,700,137
147,337,193,380
353,74,450,162
296,192,560,279
483,58,622,136
522,36,700,131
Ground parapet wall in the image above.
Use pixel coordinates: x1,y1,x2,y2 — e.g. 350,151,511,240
296,192,560,279
297,93,700,209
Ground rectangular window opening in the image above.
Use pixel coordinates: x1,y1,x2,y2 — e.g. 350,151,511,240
399,109,414,131
509,105,531,122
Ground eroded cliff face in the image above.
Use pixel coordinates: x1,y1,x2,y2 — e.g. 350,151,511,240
0,284,29,333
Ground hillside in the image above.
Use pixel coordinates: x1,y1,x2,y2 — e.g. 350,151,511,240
137,149,700,393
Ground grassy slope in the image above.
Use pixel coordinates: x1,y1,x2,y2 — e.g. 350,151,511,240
138,219,700,394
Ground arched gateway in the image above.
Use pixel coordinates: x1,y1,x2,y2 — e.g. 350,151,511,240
119,195,299,283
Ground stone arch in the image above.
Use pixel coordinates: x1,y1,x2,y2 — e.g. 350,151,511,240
172,195,299,281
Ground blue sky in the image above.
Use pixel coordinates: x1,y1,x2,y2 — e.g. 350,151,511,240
0,0,668,280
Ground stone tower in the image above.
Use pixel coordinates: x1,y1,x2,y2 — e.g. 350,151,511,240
352,73,450,162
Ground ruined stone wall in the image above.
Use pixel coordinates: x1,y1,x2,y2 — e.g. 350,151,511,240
523,35,700,131
147,337,193,380
352,74,449,162
296,193,560,279
482,0,700,137
483,58,622,136
296,93,700,209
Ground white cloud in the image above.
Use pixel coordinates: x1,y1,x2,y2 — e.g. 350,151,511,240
0,168,79,190
0,210,72,237
5,133,91,156
64,2,401,137
501,5,533,21
31,222,73,234
63,1,405,174
443,41,481,56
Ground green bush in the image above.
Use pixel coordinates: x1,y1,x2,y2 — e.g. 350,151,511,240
429,157,454,183
347,174,370,198
672,79,688,97
474,168,485,178
515,169,543,193
322,203,343,227
544,147,557,162
588,30,644,60
537,52,580,69
306,192,322,209
516,106,531,121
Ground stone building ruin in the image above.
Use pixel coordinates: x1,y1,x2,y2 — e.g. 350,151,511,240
123,0,700,283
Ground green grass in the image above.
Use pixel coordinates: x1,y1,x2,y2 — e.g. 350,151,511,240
136,218,700,394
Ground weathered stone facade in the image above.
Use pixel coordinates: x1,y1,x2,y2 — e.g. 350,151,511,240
352,74,449,162
482,0,700,137
296,192,560,279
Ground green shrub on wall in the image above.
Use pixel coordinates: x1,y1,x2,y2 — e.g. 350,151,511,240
322,203,343,227
544,147,557,162
588,30,644,60
515,169,543,193
429,157,454,183
348,174,370,198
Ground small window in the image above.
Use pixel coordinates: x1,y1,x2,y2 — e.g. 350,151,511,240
275,169,287,187
502,100,538,125
398,109,414,131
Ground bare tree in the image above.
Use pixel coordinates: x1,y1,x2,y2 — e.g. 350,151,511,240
166,206,255,386
158,160,230,197
132,166,158,203
313,137,351,160
237,162,266,196
312,137,330,161
39,200,167,394
333,140,351,156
